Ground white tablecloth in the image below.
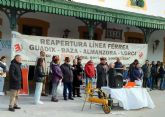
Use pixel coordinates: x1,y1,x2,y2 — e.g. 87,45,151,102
101,87,155,110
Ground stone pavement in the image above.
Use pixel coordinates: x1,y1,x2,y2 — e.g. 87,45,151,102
0,90,164,117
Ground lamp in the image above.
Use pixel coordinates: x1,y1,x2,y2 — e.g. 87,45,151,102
63,29,70,38
153,40,160,53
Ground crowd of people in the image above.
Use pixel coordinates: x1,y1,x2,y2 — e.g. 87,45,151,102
0,51,165,112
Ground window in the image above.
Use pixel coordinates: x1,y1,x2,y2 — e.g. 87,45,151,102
127,37,143,43
22,25,43,36
18,18,49,36
130,0,145,8
78,26,103,40
124,32,144,44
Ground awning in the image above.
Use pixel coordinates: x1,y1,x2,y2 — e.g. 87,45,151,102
1,0,165,30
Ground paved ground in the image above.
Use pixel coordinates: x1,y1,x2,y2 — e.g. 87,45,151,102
0,90,164,117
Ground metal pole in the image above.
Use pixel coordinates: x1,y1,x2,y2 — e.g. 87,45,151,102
88,21,94,40
10,8,17,31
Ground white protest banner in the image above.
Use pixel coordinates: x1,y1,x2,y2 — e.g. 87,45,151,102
11,32,148,66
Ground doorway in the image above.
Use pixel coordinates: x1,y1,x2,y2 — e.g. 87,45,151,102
18,18,49,93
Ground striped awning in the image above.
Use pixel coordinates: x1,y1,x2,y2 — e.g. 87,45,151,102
1,0,165,29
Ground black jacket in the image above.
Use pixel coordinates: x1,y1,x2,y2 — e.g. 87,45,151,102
108,68,116,88
0,61,7,72
34,66,46,82
96,63,107,88
9,59,22,90
60,63,73,83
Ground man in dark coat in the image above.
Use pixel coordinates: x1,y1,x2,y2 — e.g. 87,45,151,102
129,59,139,82
60,57,74,100
8,55,22,112
96,57,108,88
142,60,151,88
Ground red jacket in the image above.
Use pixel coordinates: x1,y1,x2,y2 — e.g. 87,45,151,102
84,61,96,78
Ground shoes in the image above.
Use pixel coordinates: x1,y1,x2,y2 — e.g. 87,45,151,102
64,97,67,101
69,97,74,100
41,93,48,96
77,95,82,98
35,101,44,105
51,97,58,102
14,105,21,109
8,107,15,112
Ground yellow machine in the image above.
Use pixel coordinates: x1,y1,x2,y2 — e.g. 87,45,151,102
82,80,112,114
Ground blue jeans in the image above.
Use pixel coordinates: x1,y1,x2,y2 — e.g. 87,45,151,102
52,82,59,98
85,77,94,86
160,78,165,90
63,83,72,99
0,77,5,93
147,76,153,89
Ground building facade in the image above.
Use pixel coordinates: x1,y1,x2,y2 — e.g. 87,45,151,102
0,0,165,62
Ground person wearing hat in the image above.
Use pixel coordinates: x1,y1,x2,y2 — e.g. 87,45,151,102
96,57,108,89
60,57,74,100
51,56,63,102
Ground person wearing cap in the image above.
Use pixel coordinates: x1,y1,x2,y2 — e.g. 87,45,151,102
96,57,108,89
60,57,74,100
51,56,63,102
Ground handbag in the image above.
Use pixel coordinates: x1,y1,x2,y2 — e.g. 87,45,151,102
77,75,82,80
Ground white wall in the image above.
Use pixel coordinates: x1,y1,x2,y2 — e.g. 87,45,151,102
0,11,12,40
147,30,165,62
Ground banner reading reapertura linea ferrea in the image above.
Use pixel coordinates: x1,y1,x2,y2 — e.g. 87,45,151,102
11,32,148,66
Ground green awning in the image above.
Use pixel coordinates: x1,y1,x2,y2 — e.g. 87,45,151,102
1,0,165,29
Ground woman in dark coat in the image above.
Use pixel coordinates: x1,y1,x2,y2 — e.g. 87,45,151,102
34,58,46,105
73,57,83,97
108,63,116,88
72,59,78,97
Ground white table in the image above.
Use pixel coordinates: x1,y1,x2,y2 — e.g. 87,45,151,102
101,87,155,110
